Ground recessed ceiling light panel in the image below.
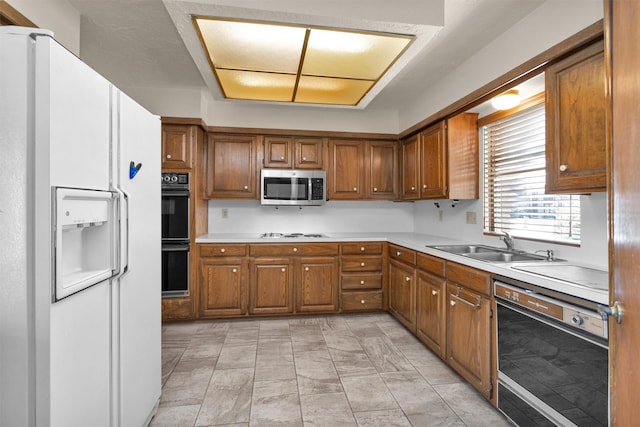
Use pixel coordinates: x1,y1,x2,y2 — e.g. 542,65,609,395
193,16,414,106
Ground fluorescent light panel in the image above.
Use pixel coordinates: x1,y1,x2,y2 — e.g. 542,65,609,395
194,17,413,106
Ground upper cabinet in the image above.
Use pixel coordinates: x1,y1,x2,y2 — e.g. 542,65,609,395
162,125,196,169
401,113,478,200
545,40,606,193
328,138,397,200
205,133,257,199
263,136,324,169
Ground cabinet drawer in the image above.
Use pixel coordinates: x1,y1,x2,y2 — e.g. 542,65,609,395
250,243,339,257
341,242,383,255
341,291,383,311
200,244,247,257
389,244,416,266
341,274,382,290
341,256,383,272
417,253,445,277
447,262,491,296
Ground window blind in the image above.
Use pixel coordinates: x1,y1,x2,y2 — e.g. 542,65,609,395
483,102,580,243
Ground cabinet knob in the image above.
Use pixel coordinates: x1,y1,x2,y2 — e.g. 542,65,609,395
432,290,438,296
360,262,365,267
373,187,378,192
166,154,172,159
361,299,366,304
423,184,428,189
353,187,358,192
411,186,416,191
281,268,286,272
405,276,411,282
302,156,307,161
450,300,456,306
360,280,365,285
305,267,309,272
293,247,298,252
220,248,226,253
243,185,249,190
280,156,285,160
559,164,568,172
396,251,401,256
232,268,237,273
360,246,365,252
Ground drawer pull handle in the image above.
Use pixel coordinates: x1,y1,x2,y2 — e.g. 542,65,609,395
305,267,309,272
360,262,365,267
232,268,237,273
360,280,365,285
293,247,298,252
220,248,226,253
432,290,437,296
360,247,365,252
361,300,366,304
559,164,568,172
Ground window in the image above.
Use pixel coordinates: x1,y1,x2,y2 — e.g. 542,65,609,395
482,96,580,244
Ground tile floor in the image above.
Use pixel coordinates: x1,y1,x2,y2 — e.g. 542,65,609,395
151,313,512,427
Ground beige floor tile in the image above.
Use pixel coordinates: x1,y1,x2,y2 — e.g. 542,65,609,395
434,382,512,426
340,373,399,412
295,350,343,395
149,404,200,427
196,367,254,426
299,392,357,426
216,343,257,369
352,408,412,427
250,379,303,426
359,336,415,373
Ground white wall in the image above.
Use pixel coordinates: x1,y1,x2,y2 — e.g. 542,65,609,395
207,200,415,234
412,193,608,269
7,0,80,55
400,0,603,131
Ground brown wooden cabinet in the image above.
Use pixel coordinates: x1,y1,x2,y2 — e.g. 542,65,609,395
416,253,446,359
445,262,492,400
205,134,257,199
328,139,397,200
545,40,607,193
199,244,248,317
162,125,195,169
250,258,294,315
340,242,384,312
263,136,324,169
297,256,338,313
388,245,417,332
401,113,478,200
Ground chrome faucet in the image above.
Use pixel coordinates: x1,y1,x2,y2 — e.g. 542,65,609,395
498,231,514,251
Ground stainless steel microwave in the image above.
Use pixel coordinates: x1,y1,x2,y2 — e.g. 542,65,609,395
260,169,326,206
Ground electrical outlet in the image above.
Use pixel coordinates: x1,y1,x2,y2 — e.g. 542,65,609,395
438,210,444,222
466,211,477,224
221,208,228,219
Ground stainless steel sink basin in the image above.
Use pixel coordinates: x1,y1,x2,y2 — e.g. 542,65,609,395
429,244,562,263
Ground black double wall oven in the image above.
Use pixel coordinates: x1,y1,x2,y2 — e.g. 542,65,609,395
161,172,190,296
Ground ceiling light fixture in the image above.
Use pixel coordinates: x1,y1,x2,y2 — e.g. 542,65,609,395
491,89,521,110
193,17,414,106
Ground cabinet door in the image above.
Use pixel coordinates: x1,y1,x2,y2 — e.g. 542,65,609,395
447,113,479,199
206,134,256,199
416,270,446,359
388,259,416,332
367,140,397,199
297,257,338,313
200,257,247,317
446,283,491,399
328,139,364,199
162,125,194,169
545,40,606,193
401,134,420,200
420,122,447,199
250,258,293,315
294,137,324,169
263,136,292,168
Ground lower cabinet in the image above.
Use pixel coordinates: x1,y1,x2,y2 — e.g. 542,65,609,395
339,242,385,312
250,258,294,315
388,258,417,332
445,263,493,400
297,256,339,313
199,244,248,317
416,253,446,359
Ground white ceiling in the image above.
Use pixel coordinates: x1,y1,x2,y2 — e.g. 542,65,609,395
69,0,545,113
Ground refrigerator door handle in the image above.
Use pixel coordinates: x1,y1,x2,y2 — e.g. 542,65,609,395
113,187,130,277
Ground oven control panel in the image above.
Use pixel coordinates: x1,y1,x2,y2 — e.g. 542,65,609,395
161,172,189,189
495,281,608,339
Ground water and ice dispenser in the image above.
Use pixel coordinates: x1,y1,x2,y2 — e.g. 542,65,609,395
54,187,118,300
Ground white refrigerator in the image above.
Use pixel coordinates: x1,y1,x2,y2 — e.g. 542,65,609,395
0,27,161,427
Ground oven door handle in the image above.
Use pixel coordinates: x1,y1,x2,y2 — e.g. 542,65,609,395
162,244,190,252
162,190,190,197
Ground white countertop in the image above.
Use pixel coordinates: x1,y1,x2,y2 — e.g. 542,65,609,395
196,232,609,305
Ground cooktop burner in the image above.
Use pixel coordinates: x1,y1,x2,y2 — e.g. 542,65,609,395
260,232,328,238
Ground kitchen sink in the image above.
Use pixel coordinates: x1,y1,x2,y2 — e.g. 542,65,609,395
429,244,562,263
